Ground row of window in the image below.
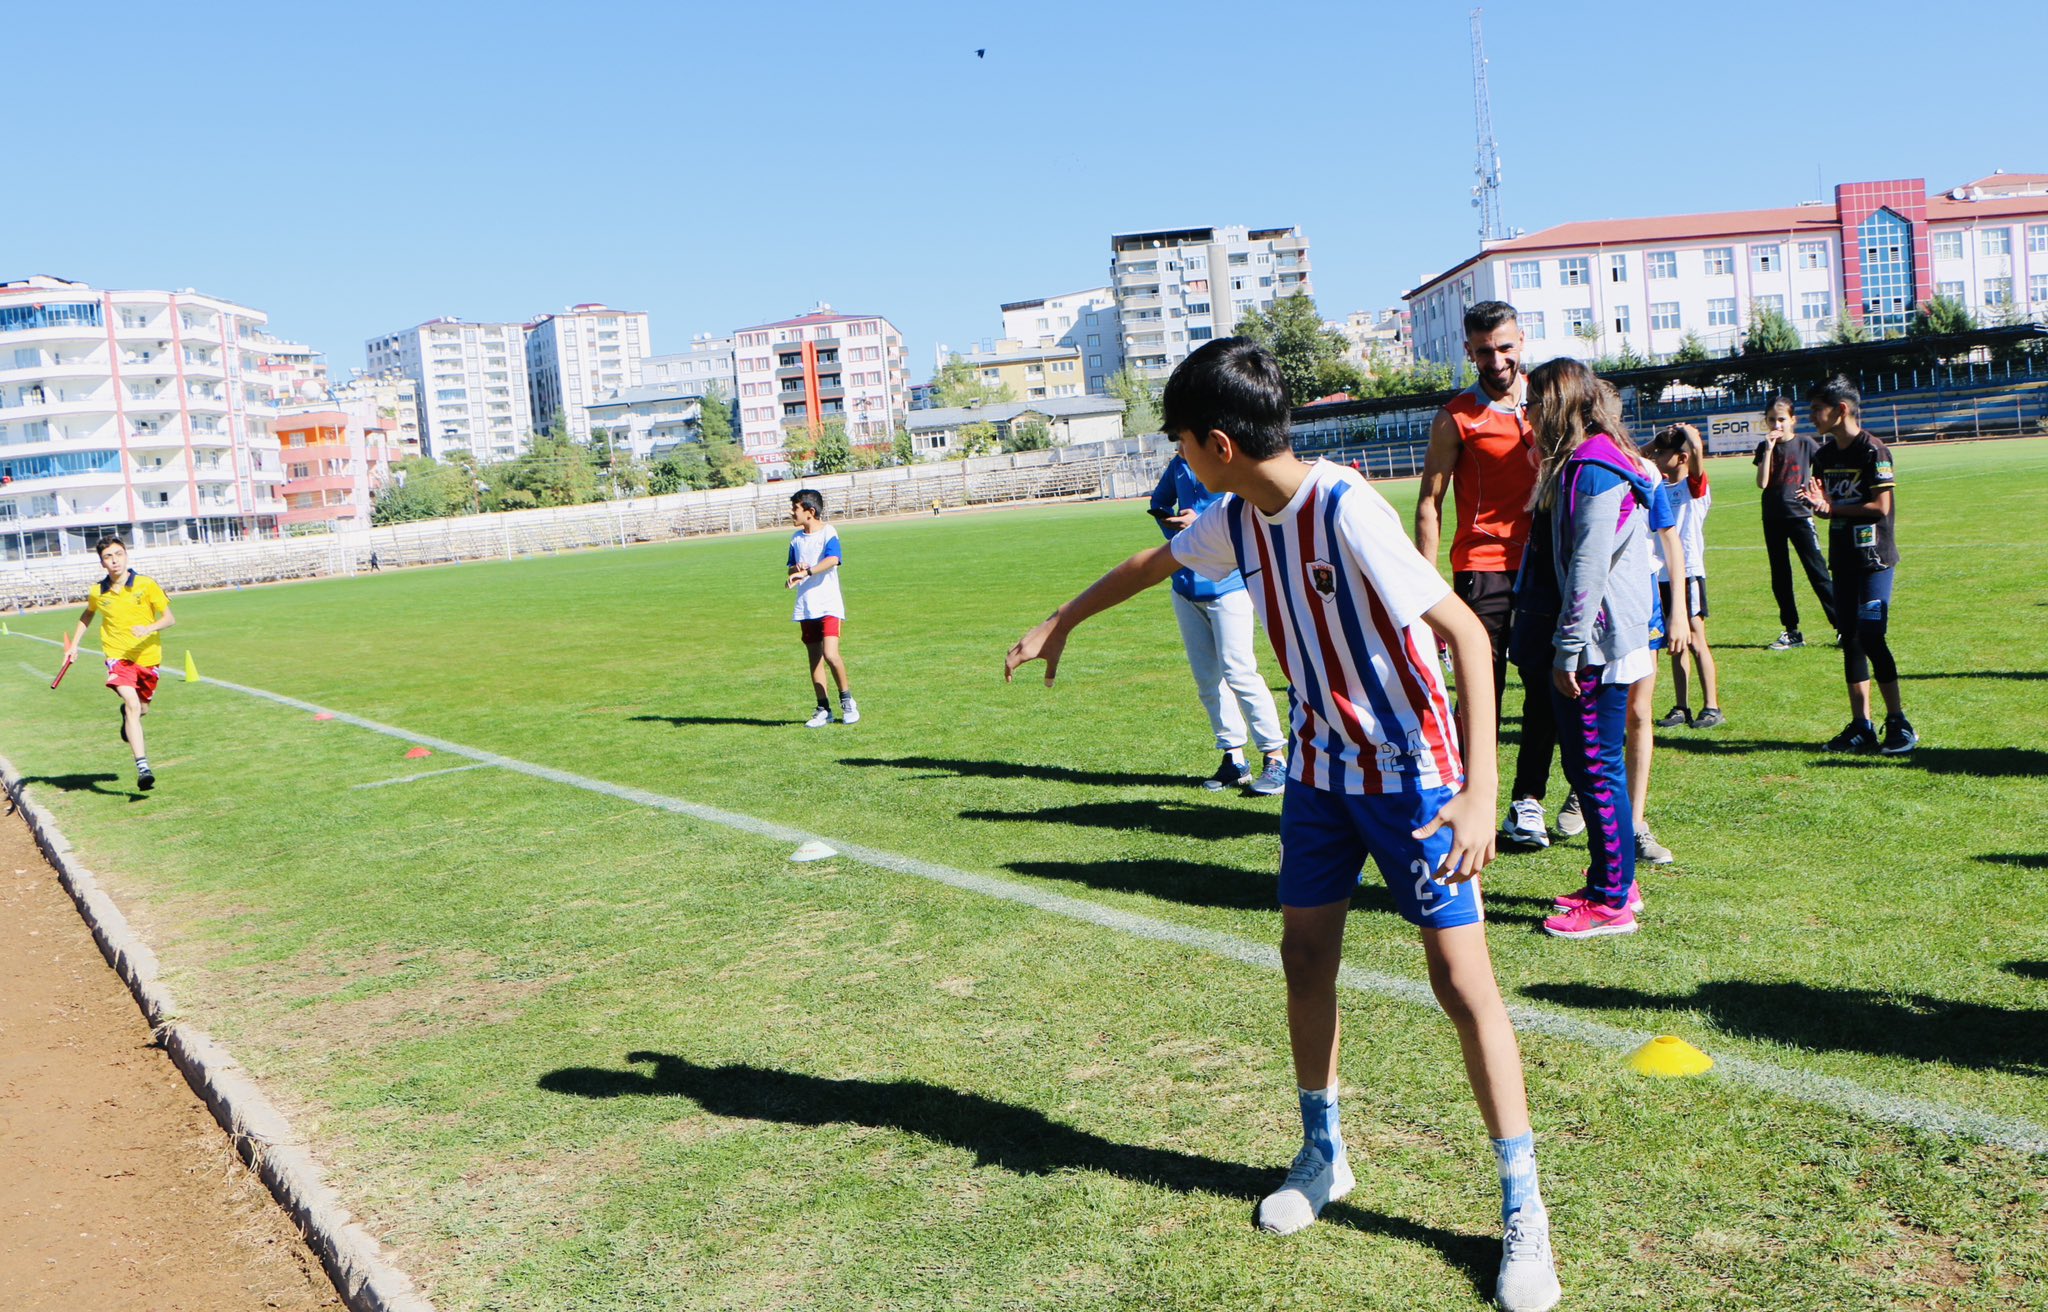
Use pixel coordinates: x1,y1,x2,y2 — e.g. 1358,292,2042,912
1514,290,1838,341
1509,241,1835,291
0,303,104,334
1932,225,2048,260
1936,275,2048,306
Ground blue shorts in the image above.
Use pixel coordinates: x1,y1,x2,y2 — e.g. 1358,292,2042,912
1278,781,1484,927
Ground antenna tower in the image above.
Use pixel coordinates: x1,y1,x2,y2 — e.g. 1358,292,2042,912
1469,8,1506,242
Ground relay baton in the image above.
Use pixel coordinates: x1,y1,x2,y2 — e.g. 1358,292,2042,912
51,653,75,690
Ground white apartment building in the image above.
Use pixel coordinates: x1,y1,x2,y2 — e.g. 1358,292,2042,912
524,303,651,442
365,318,532,461
1408,173,2048,367
0,276,286,561
732,305,909,475
998,287,1123,393
250,333,330,407
1110,225,1314,379
1330,308,1412,370
587,383,710,461
643,333,736,398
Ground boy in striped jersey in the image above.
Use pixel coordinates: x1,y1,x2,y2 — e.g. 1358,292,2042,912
1005,339,1558,1312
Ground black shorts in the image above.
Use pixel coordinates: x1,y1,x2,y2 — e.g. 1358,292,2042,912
1658,576,1708,625
1453,570,1515,661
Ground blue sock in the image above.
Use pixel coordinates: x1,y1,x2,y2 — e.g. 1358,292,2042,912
1298,1085,1343,1162
1491,1131,1543,1227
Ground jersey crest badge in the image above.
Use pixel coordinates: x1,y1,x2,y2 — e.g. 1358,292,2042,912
1307,559,1337,597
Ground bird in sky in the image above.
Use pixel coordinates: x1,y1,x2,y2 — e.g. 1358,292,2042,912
975,48,986,58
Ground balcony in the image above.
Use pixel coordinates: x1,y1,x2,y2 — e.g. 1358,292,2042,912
131,460,188,483
1270,236,1308,254
1121,295,1161,312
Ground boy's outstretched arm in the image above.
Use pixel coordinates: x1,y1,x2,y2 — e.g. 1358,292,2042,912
1004,545,1181,685
1411,591,1498,883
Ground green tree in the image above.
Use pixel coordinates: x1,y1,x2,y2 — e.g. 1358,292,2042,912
812,420,851,474
1232,292,1351,405
1827,315,1871,346
1743,308,1804,356
493,430,601,508
1107,366,1161,436
695,385,757,487
371,456,468,525
931,355,1016,408
892,425,918,466
1002,418,1052,453
1912,295,1976,337
1612,342,1650,372
780,425,818,474
951,421,1000,458
1672,331,1710,364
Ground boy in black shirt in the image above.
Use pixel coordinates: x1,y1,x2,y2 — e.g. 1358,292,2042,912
1752,395,1835,648
1803,377,1916,754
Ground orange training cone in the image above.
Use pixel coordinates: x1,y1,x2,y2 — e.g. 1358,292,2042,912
404,747,432,760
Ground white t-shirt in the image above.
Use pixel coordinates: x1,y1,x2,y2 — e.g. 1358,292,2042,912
788,526,845,621
1653,472,1711,581
1170,459,1460,795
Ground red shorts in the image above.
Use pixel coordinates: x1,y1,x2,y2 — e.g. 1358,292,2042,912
799,616,842,644
105,660,161,704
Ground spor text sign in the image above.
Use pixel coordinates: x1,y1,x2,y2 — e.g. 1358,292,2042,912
1702,413,1770,455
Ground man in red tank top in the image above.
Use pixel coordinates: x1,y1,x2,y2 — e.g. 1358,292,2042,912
1416,301,1557,850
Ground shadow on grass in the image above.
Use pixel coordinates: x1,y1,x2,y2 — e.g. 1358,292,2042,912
1007,859,1275,910
1522,980,2048,1074
1978,853,2048,870
961,799,1275,842
2006,962,2048,981
631,714,790,728
538,1053,1495,1294
15,772,129,798
844,754,1193,790
1898,670,2048,682
1811,746,2048,778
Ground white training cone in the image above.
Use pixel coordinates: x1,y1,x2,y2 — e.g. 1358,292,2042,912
789,841,839,863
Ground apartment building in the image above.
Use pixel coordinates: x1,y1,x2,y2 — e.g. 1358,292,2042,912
524,303,651,442
1407,173,2048,367
732,305,909,474
365,318,532,461
998,287,1123,393
1110,225,1314,379
957,344,1087,402
0,276,287,560
273,395,408,533
1331,308,1412,370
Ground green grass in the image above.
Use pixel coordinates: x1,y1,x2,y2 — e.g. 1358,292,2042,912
3,440,2045,1310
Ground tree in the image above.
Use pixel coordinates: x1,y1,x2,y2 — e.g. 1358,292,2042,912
490,430,601,508
1002,418,1051,453
1612,342,1650,372
1743,308,1804,356
1826,315,1870,346
1912,295,1976,337
930,355,1015,408
812,420,851,474
892,425,918,466
1311,357,1368,401
1107,366,1161,436
951,421,1000,458
371,456,469,525
1232,292,1352,405
1672,331,1710,364
695,384,756,487
780,425,819,474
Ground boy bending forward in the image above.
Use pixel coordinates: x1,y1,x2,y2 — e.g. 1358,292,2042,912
1004,339,1559,1312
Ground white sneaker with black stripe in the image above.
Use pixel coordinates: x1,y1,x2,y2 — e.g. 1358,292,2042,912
1501,797,1550,850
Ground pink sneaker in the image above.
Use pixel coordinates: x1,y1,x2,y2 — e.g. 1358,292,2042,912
1543,901,1639,939
1553,883,1643,914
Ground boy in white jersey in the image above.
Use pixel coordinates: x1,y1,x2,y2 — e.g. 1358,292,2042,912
1005,339,1559,1312
786,489,858,727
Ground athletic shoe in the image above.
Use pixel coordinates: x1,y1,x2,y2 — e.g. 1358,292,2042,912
1767,630,1805,651
1555,793,1585,838
1501,798,1550,850
1246,756,1288,797
1655,705,1691,729
136,768,155,792
1255,1144,1354,1235
1880,712,1918,756
1692,707,1726,729
1824,719,1879,752
1203,754,1251,791
1543,901,1639,939
804,707,832,729
1553,882,1644,914
840,697,861,726
1635,829,1675,865
1496,1209,1562,1312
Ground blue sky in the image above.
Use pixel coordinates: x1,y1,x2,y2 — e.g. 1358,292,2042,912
6,0,2042,377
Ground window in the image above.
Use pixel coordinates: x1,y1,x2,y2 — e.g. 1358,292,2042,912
1932,231,1963,260
1707,298,1738,327
1188,326,1213,341
1522,311,1544,339
1798,241,1828,269
1089,355,1103,368
1650,303,1681,331
1703,248,1734,275
1508,260,1541,289
1609,255,1628,282
1984,278,2012,307
1750,244,1782,273
2031,274,2048,303
1856,207,1916,335
1558,257,1590,286
1612,306,1631,335
1227,253,1248,266
1981,227,2012,256
2030,224,2048,253
1187,302,1211,316
1563,307,1593,334
1753,294,1786,318
1647,251,1677,279
1937,280,1965,302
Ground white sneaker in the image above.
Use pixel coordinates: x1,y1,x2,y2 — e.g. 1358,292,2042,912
1502,798,1550,850
1635,829,1674,865
1555,793,1585,838
840,698,860,725
1255,1144,1354,1235
804,707,832,728
1496,1208,1562,1312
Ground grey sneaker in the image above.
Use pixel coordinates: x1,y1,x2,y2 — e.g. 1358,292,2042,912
1255,1144,1354,1236
839,697,861,725
804,706,832,728
1203,754,1252,791
1496,1208,1562,1312
1767,630,1805,651
1636,828,1674,865
1556,793,1585,838
1246,756,1288,796
1691,707,1725,729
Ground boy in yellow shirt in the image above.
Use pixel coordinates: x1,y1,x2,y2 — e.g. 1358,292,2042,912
62,537,175,791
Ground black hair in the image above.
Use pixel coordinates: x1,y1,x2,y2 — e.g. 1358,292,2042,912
1647,425,1692,455
94,535,128,557
790,488,824,517
1812,375,1862,418
1463,300,1519,338
1159,337,1292,460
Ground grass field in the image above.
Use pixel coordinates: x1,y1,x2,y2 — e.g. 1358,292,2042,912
3,440,2045,1310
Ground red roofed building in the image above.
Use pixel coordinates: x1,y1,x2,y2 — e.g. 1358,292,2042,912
1407,174,2048,367
731,304,909,473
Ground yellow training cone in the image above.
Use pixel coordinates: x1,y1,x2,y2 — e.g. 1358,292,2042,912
184,651,200,682
2,621,9,634
1628,1035,1714,1078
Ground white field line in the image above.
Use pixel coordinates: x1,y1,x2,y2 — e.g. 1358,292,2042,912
351,762,495,790
9,631,2047,1156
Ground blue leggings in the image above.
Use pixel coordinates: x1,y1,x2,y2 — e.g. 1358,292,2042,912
1838,566,1897,686
1550,675,1636,908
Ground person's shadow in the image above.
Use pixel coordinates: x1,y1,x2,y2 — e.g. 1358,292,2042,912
16,772,129,798
539,1052,1495,1296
